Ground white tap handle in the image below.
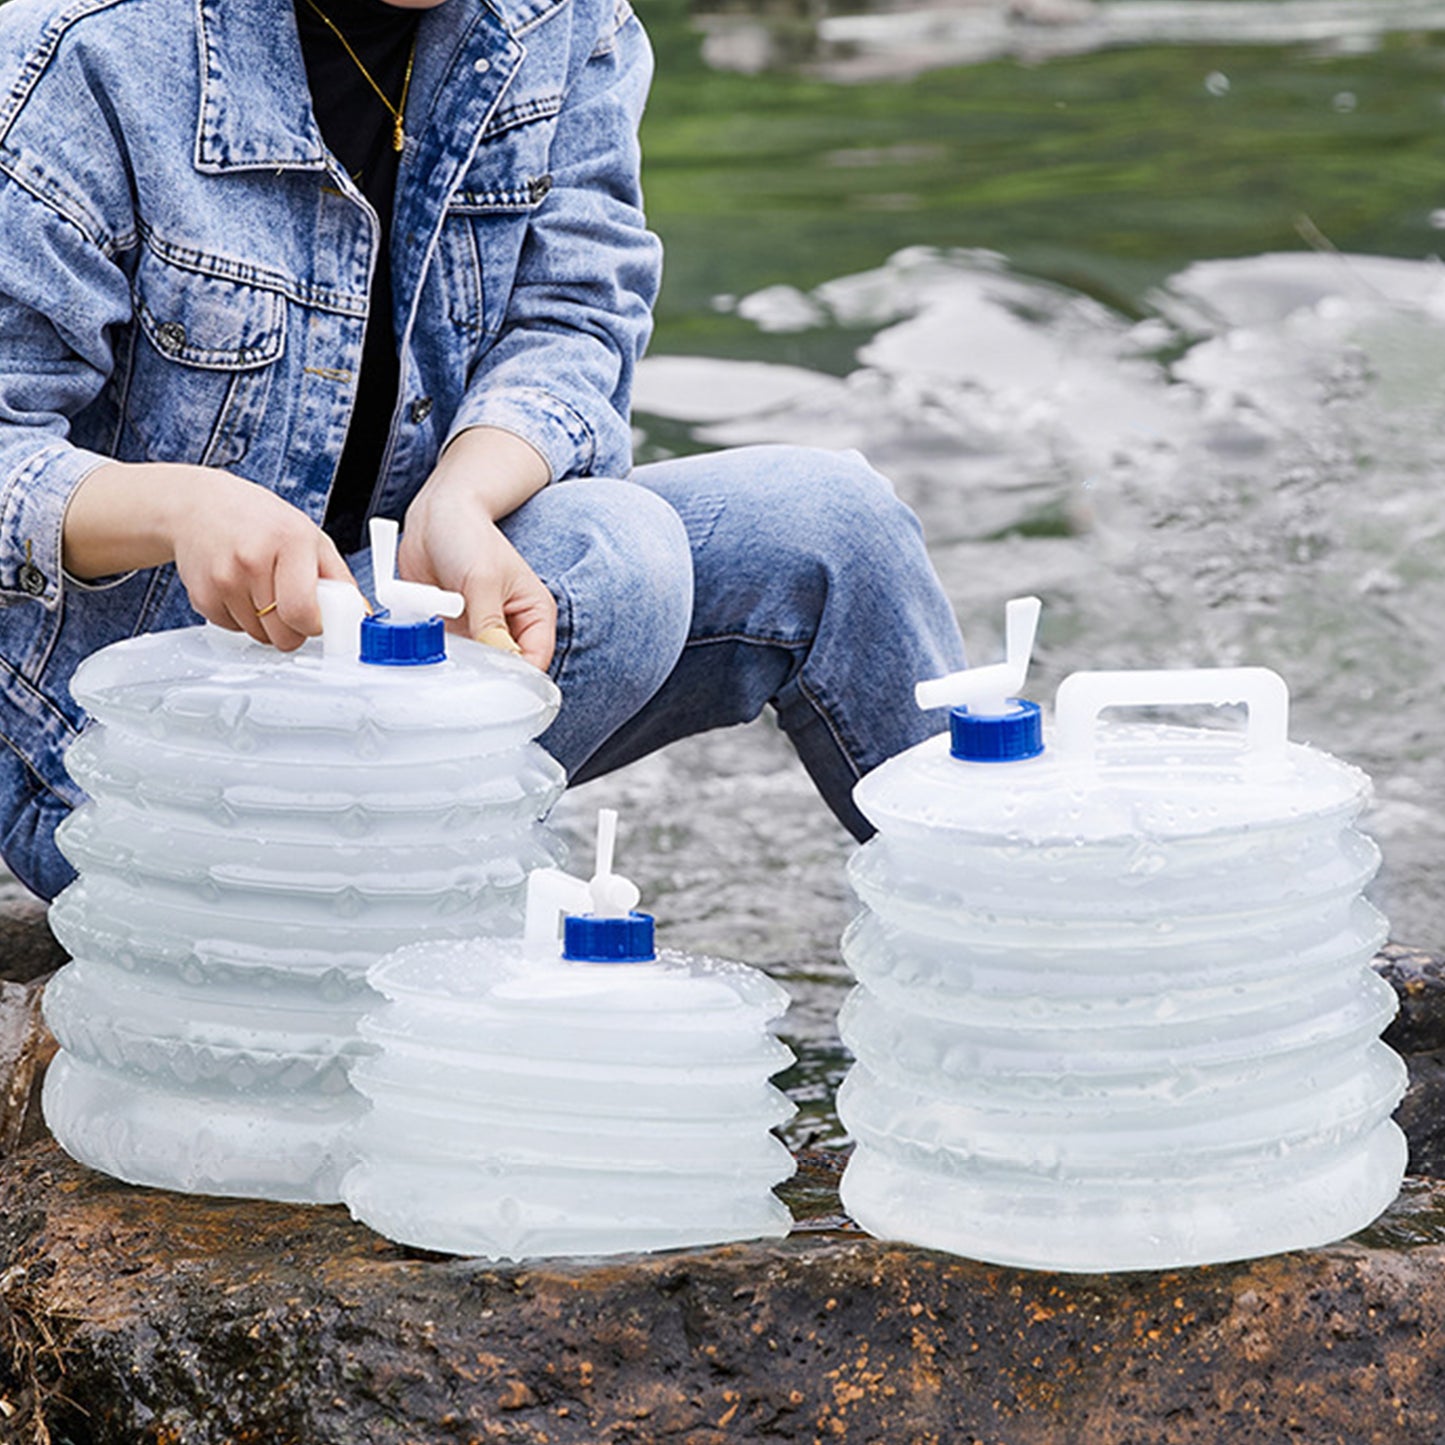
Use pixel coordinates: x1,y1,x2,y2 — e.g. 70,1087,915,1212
524,867,595,951
368,518,464,622
595,807,617,879
386,578,465,620
915,596,1042,715
371,517,399,602
523,808,643,954
1006,594,1042,680
1053,667,1290,757
588,807,641,918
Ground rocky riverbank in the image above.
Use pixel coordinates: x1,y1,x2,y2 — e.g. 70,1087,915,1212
2,901,1445,1443
6,1138,1445,1444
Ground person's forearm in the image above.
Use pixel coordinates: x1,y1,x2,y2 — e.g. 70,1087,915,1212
61,461,195,580
61,460,352,648
430,426,551,521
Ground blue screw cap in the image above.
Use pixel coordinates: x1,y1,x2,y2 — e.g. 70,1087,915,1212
359,610,447,666
563,911,656,963
950,700,1044,762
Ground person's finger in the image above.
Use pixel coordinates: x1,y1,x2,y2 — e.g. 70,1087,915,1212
182,576,240,634
233,609,272,645
317,533,357,585
394,527,434,588
257,603,310,653
506,583,556,671
475,624,523,655
228,580,273,644
462,569,518,652
269,539,324,646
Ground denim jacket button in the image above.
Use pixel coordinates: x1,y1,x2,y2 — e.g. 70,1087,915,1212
17,562,46,596
409,396,434,424
156,321,187,355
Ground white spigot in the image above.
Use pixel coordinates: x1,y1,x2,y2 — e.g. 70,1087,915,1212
523,809,642,954
523,868,595,954
914,596,1042,716
316,577,371,666
369,517,465,625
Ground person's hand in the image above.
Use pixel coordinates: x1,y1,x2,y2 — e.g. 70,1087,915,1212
169,471,354,649
398,427,555,669
63,462,355,650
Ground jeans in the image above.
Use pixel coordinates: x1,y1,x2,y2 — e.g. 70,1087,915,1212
6,445,965,898
521,445,966,840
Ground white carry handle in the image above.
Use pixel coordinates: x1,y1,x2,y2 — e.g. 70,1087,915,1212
1053,667,1290,757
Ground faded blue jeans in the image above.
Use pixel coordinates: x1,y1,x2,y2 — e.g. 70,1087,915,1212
6,445,964,899
518,445,966,838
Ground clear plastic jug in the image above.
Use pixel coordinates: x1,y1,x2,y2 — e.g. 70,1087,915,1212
42,523,564,1202
342,811,797,1258
837,598,1406,1271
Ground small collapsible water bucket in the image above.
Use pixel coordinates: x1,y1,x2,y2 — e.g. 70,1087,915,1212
343,811,797,1258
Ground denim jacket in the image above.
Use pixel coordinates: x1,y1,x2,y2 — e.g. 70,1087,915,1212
0,0,661,879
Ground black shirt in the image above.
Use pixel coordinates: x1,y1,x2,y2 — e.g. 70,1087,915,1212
295,0,421,555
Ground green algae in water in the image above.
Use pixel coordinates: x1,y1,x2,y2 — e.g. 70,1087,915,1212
641,0,1445,351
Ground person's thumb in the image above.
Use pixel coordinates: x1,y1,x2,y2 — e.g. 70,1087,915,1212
464,582,523,656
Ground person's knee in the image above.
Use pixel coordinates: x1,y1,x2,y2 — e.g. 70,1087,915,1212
530,479,694,708
748,447,927,588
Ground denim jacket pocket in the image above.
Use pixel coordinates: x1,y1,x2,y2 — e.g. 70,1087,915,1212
435,215,485,339
0,563,189,827
447,103,560,342
120,246,286,470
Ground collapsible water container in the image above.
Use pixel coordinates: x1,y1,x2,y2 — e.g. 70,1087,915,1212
342,810,797,1258
837,597,1405,1272
42,520,564,1203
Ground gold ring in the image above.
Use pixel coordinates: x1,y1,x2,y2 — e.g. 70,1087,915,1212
255,601,278,619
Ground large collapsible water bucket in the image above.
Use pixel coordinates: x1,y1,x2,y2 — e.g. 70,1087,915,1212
43,525,563,1202
837,598,1405,1271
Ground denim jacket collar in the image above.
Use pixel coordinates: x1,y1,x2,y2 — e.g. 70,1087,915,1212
194,0,530,176
195,0,328,172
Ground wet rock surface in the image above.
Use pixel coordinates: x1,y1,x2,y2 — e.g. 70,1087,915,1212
4,1140,1445,1444
0,903,63,1162
2,904,1445,1442
1378,944,1445,1179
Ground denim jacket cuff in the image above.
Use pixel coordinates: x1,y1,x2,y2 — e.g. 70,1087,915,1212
0,444,111,609
447,387,599,484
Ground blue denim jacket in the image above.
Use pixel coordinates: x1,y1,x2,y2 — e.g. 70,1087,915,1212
0,0,661,880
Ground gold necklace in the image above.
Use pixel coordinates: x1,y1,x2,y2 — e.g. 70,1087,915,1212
302,0,417,153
